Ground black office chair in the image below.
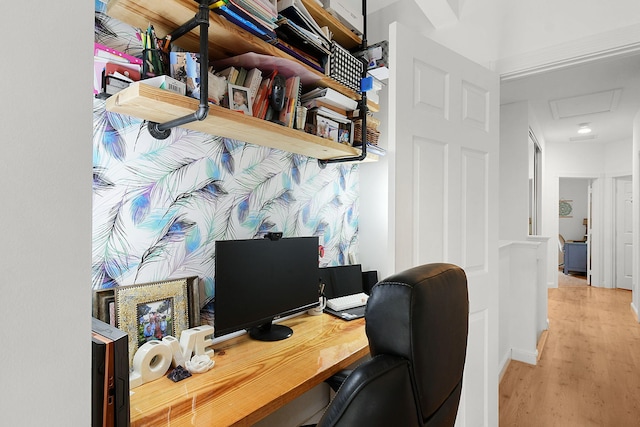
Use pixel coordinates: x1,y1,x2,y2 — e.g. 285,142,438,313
317,263,469,427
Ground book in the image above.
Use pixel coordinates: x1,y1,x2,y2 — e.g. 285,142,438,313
255,0,278,14
252,70,277,119
275,17,331,57
217,66,237,84
231,0,278,26
310,106,350,124
302,98,347,116
278,75,301,127
235,67,248,86
301,87,358,111
244,68,263,103
270,40,326,73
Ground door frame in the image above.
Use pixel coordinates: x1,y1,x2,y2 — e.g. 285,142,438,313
554,174,602,286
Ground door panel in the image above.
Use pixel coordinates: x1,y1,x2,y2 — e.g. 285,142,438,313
414,137,447,264
391,22,500,427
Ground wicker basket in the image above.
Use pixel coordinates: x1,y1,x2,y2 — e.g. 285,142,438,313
353,119,381,145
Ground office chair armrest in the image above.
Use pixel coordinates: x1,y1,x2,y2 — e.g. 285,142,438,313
325,369,352,392
317,355,420,427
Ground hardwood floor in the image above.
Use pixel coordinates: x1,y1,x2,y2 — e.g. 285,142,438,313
499,285,640,426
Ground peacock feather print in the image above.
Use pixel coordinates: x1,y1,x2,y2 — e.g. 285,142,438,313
92,99,360,312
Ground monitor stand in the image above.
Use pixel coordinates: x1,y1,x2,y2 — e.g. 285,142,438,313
248,322,293,341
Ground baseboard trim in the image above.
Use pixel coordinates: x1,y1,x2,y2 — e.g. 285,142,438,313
631,301,639,323
536,329,549,362
498,352,511,383
511,348,538,366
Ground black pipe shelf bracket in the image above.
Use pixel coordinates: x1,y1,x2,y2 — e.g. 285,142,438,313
148,0,211,140
319,0,369,166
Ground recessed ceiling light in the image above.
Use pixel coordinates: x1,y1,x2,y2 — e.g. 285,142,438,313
578,123,592,134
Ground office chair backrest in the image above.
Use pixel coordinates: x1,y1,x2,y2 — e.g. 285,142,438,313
317,263,469,427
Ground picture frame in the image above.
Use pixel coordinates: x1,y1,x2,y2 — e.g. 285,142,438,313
315,115,339,142
92,276,201,367
228,84,252,116
115,279,189,367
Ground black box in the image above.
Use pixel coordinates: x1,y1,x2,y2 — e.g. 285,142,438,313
92,317,130,427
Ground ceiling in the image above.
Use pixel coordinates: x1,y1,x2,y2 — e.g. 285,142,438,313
500,53,640,145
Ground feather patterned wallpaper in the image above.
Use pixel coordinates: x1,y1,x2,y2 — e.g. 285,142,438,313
92,102,360,317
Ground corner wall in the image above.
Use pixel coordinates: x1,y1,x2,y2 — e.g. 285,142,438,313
0,1,93,425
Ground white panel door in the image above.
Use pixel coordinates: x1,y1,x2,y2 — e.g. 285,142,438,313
390,22,500,426
616,177,633,290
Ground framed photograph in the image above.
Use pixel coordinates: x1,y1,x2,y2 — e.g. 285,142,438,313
315,115,339,142
228,84,252,116
93,288,116,326
115,279,189,367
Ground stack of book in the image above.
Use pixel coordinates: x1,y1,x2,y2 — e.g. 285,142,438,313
210,0,278,41
301,87,357,144
273,0,331,72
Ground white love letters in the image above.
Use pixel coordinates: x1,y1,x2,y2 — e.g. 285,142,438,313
130,325,215,388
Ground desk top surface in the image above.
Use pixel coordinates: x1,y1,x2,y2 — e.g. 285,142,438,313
129,313,368,426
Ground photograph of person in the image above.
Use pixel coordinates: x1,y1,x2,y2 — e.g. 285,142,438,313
228,84,252,116
137,299,173,346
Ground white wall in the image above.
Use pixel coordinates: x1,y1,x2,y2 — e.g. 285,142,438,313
0,2,93,426
500,102,531,241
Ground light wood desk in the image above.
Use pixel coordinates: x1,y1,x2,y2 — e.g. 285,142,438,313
129,313,368,426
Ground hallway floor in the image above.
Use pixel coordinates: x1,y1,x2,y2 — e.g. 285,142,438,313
557,269,589,287
499,284,640,426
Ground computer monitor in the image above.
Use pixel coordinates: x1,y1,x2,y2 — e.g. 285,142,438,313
319,264,364,298
214,236,319,341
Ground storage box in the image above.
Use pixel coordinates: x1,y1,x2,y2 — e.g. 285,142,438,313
322,0,363,35
329,41,362,92
141,75,186,95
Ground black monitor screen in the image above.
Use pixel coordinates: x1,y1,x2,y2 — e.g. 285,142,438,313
319,264,363,299
214,236,319,341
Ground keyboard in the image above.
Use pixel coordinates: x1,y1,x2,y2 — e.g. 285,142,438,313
327,292,369,311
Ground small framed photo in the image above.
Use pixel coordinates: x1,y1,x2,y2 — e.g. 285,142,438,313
228,84,252,116
316,115,339,142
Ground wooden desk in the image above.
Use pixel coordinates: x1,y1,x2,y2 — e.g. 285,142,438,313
129,314,368,426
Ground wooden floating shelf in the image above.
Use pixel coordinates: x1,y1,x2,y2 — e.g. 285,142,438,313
106,83,378,162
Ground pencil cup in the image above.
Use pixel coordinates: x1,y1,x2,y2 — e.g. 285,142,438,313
295,106,308,130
